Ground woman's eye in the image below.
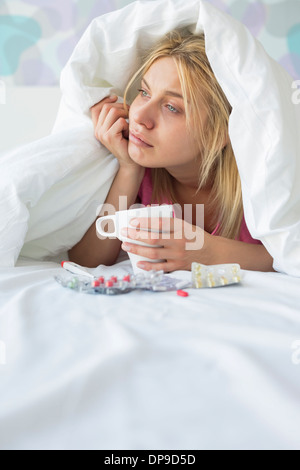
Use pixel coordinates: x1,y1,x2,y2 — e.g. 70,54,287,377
137,89,179,114
167,104,178,113
138,89,149,98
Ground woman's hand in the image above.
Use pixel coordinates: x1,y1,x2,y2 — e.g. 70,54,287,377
120,217,214,272
90,96,139,170
120,216,276,273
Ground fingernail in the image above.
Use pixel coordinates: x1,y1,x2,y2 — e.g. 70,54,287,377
130,218,139,227
122,243,131,252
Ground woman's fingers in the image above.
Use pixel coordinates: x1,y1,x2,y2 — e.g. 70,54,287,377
96,111,133,164
136,260,176,273
120,242,178,273
121,242,173,260
99,106,128,132
99,114,128,143
96,103,128,139
128,217,177,237
92,96,130,139
91,95,118,127
103,117,129,147
122,227,161,243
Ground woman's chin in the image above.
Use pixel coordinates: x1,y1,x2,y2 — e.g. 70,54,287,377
128,144,162,169
128,145,148,166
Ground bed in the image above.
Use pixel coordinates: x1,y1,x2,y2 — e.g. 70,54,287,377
1,224,300,450
1,0,300,450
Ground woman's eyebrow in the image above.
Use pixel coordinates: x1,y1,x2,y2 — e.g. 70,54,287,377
141,77,184,100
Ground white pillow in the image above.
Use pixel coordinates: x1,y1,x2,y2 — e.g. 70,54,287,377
55,0,300,276
0,122,118,266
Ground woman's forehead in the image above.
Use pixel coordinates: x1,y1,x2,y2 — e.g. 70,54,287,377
143,57,182,93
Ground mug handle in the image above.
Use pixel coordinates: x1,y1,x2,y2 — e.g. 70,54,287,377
96,215,117,238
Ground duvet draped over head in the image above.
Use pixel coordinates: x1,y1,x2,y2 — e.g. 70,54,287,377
0,0,299,276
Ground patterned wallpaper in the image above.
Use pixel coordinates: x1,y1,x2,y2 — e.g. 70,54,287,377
0,0,299,86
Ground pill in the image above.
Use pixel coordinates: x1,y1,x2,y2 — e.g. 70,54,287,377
67,280,77,289
110,276,118,283
106,280,114,287
123,275,131,282
92,280,100,288
98,276,105,284
177,290,189,297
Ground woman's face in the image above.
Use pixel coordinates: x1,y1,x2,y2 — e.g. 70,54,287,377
128,57,205,179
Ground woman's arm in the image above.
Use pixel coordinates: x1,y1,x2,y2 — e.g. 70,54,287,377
120,218,275,272
207,236,275,272
68,96,145,268
68,166,145,267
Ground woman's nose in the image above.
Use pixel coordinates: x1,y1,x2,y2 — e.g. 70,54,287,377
131,102,155,130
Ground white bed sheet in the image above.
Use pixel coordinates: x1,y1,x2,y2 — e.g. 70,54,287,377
0,258,300,450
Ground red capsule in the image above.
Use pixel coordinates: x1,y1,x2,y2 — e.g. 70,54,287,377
110,276,118,283
92,280,100,288
98,276,105,284
105,280,114,287
123,275,131,282
177,290,189,297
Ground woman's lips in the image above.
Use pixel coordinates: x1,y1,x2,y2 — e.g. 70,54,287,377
129,131,153,148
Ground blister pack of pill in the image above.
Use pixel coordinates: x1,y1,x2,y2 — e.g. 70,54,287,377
55,271,190,296
191,262,242,288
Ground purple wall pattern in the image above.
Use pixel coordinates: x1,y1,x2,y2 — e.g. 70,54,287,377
0,0,299,86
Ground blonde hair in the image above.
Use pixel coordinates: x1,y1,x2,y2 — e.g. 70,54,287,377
124,29,243,239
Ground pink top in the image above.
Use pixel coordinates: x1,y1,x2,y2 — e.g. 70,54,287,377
138,168,261,245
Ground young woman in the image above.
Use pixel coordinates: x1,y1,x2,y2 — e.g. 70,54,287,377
69,30,274,273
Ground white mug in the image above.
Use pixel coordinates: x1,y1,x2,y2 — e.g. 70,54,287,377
96,205,174,273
